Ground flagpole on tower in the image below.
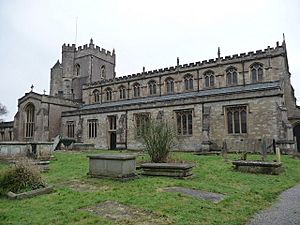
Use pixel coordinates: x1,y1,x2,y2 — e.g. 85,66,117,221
75,16,78,45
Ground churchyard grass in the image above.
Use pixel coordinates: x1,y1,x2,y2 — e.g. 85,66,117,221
1,151,300,225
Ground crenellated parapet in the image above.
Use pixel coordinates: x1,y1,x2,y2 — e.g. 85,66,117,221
83,41,286,89
62,39,115,64
62,43,76,52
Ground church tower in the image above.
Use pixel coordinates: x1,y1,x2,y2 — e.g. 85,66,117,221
50,39,116,101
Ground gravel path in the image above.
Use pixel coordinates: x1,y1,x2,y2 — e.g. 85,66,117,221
246,183,300,225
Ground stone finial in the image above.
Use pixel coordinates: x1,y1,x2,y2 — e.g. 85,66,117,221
177,57,179,66
112,48,115,55
217,47,221,59
43,90,46,95
143,67,145,73
90,38,93,45
30,84,34,92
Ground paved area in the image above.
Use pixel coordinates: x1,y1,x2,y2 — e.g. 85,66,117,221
246,183,300,225
82,200,171,225
163,187,225,203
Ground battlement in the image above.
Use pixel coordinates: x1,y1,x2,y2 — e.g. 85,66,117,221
84,41,286,88
62,43,76,52
63,39,115,59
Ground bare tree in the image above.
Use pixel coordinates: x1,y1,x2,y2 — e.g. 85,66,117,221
0,103,8,122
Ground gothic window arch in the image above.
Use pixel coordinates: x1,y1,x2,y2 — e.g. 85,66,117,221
74,64,80,76
184,74,193,90
105,87,112,101
165,77,174,94
250,63,263,83
24,103,35,138
226,67,238,85
93,89,100,103
204,70,215,88
133,83,140,97
118,85,126,99
148,80,157,95
176,110,193,136
226,106,247,134
101,65,106,79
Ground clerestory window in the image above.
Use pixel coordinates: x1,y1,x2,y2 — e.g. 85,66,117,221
184,74,193,90
165,78,174,94
133,83,140,97
250,63,263,83
148,80,157,95
226,67,238,85
204,70,215,87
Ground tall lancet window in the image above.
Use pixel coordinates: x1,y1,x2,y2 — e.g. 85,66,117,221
75,64,80,76
25,103,35,138
101,65,106,79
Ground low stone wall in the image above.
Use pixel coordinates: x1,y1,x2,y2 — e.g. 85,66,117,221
72,143,95,151
0,142,53,159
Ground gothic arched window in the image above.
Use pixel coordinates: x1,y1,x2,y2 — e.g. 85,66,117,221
184,74,193,90
133,83,140,97
105,87,112,101
148,80,157,95
226,106,247,134
204,70,215,88
119,86,126,99
25,103,35,138
226,67,238,85
101,65,106,79
75,64,80,76
93,89,100,103
250,63,263,83
165,77,174,94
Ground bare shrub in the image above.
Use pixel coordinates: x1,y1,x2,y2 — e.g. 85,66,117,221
0,158,45,195
138,119,176,163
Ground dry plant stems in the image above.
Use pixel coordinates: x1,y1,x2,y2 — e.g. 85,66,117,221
0,157,45,195
139,119,176,163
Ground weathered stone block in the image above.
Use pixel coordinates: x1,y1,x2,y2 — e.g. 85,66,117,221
87,154,136,178
232,160,283,175
140,163,194,178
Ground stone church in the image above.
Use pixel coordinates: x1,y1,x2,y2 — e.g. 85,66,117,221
1,39,300,152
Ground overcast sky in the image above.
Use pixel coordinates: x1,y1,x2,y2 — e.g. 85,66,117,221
0,0,300,121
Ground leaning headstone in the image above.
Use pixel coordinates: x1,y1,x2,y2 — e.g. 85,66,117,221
261,138,267,161
221,140,228,161
51,135,61,151
276,147,281,163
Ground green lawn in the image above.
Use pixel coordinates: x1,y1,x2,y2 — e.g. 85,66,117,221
1,151,300,225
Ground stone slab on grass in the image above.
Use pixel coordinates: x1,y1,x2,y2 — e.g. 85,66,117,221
82,200,171,225
140,163,194,178
7,186,54,199
232,160,284,175
58,180,108,192
163,187,225,203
